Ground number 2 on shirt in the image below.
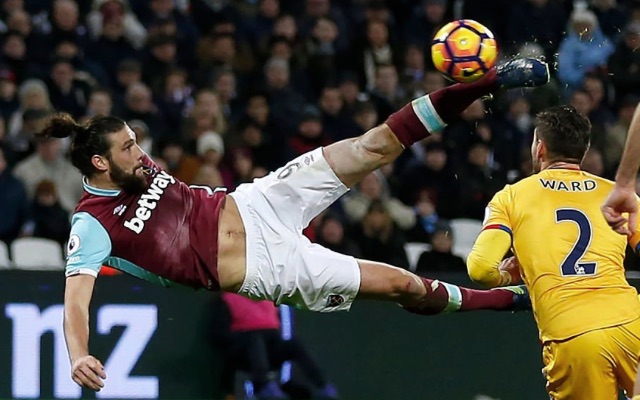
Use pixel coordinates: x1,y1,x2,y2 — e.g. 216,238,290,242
555,208,597,276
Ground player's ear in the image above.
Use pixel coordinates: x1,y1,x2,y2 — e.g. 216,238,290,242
536,139,546,161
91,154,109,172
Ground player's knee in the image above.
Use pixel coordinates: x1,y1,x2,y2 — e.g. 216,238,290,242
388,270,424,299
356,127,401,163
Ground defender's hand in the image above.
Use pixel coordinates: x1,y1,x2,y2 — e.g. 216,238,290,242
498,256,521,285
71,355,106,391
601,184,638,236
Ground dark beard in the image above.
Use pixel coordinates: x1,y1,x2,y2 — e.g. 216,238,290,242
109,161,149,194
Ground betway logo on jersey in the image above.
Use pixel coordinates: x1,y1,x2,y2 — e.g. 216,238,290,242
124,170,175,234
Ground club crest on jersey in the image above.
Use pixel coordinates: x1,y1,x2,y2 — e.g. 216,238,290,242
124,170,176,234
113,204,127,216
142,165,159,176
326,294,345,307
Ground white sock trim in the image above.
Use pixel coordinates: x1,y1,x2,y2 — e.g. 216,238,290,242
439,281,463,313
411,95,447,133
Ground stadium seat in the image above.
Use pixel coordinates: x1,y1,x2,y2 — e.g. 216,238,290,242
452,245,475,261
11,237,65,270
450,219,483,260
0,241,11,269
404,242,432,272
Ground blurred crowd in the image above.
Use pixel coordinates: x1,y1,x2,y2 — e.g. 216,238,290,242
1,0,640,273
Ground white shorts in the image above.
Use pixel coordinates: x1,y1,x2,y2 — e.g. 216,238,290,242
230,148,361,312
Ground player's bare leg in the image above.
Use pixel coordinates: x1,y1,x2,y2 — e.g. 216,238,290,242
356,260,530,314
323,58,550,188
324,58,548,314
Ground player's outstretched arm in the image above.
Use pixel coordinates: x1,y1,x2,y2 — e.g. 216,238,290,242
602,104,640,235
64,275,106,391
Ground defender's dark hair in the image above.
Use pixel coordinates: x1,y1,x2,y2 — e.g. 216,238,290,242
535,105,592,163
37,113,126,177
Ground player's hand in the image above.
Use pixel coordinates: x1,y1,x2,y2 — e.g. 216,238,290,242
71,355,106,391
601,184,638,236
498,256,521,285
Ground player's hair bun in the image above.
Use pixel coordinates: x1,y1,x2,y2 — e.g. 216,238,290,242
38,112,84,139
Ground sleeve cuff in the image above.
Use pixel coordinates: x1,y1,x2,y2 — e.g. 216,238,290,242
65,268,99,278
483,224,513,236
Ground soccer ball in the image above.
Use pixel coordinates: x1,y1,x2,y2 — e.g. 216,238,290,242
431,20,498,83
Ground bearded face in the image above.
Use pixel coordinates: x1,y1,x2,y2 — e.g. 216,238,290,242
108,155,148,194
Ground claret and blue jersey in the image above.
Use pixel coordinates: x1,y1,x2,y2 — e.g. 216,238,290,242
65,155,227,290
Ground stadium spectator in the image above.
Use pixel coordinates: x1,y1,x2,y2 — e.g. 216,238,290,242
192,163,223,189
0,146,29,244
245,0,280,49
86,8,140,84
111,59,141,110
297,0,349,54
47,58,91,118
404,0,448,54
5,107,49,165
122,82,166,140
455,139,507,220
212,69,241,122
317,85,351,142
399,141,457,219
353,20,401,92
368,64,405,122
343,170,415,230
155,67,192,133
8,79,51,137
29,179,71,246
506,0,567,61
45,0,88,48
13,135,82,213
348,100,378,139
315,212,361,258
353,199,410,269
336,71,362,117
405,189,442,244
6,8,48,66
492,94,534,173
608,21,640,100
420,69,446,96
304,16,341,97
52,38,109,88
158,139,200,185
416,222,466,274
401,44,426,98
144,0,199,46
557,9,614,93
589,0,629,41
604,95,640,174
84,89,113,120
0,67,18,122
142,34,180,93
288,104,331,157
570,88,609,162
184,0,229,38
2,31,41,85
87,0,147,50
582,148,606,177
